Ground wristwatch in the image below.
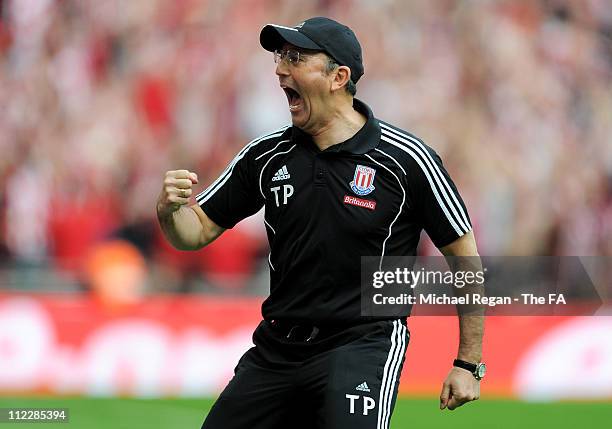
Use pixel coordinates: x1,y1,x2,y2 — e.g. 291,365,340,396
453,359,486,380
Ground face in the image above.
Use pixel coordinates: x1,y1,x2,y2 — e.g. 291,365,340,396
275,43,336,132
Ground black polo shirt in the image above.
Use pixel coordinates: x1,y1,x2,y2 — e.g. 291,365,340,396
196,99,472,323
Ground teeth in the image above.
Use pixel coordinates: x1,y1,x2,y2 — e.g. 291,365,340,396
289,100,301,112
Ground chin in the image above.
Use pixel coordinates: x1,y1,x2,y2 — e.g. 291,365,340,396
290,111,309,129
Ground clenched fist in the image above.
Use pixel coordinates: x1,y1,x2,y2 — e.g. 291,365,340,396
157,170,199,217
439,367,480,411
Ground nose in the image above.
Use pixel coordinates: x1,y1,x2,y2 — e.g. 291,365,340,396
275,60,290,77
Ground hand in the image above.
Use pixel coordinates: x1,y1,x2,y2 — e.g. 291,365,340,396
439,367,480,411
157,170,199,217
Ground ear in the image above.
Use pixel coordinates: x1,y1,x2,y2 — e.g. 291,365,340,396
330,65,351,93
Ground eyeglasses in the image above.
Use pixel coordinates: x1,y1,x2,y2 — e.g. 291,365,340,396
273,49,307,65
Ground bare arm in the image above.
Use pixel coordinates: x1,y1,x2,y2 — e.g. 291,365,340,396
438,231,485,410
440,231,484,363
156,170,225,250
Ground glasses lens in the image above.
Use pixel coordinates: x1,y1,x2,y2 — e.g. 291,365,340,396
287,50,300,63
273,49,303,65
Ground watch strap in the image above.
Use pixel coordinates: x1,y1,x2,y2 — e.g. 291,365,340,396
453,359,477,373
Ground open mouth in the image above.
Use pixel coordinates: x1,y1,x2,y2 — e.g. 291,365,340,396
282,87,303,112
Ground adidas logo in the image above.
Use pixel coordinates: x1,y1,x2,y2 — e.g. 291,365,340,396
272,165,291,181
355,382,370,393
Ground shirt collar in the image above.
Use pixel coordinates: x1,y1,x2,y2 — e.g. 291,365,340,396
289,98,381,155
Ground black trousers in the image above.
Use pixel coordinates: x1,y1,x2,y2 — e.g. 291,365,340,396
201,318,409,429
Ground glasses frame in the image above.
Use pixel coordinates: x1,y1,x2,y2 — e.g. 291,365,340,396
273,49,309,66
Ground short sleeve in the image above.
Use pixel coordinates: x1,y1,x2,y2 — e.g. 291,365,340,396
407,149,472,248
195,147,264,229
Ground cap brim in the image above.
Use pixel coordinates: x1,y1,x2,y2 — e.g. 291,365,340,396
260,24,321,52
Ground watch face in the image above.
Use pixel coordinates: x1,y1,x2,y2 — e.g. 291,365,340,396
477,363,487,379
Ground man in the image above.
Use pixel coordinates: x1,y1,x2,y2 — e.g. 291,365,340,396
157,17,484,429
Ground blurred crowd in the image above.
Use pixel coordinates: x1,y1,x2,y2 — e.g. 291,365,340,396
0,0,611,296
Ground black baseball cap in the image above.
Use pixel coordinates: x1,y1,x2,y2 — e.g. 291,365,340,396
260,17,364,83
